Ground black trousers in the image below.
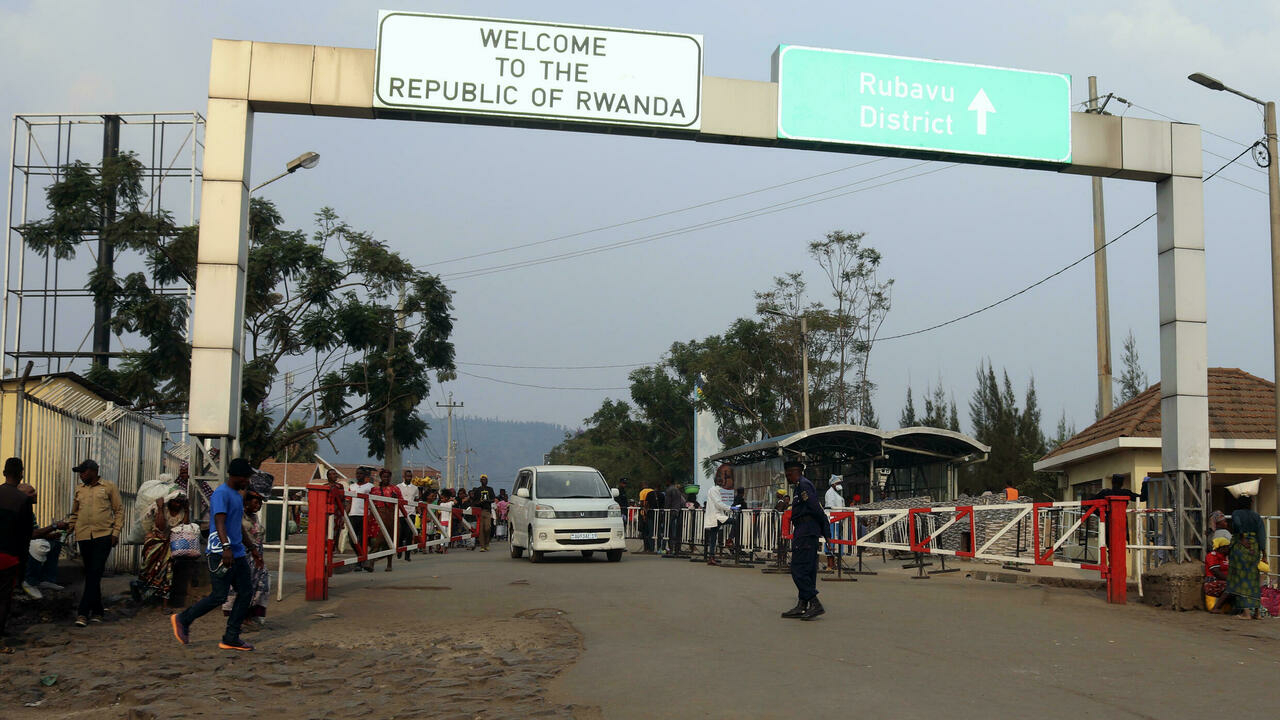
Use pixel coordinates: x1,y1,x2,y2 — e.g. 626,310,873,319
790,535,819,602
666,513,683,554
640,515,654,551
704,525,719,560
77,536,114,618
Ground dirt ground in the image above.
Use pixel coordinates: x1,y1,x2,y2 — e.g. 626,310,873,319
3,544,1278,719
1,566,597,719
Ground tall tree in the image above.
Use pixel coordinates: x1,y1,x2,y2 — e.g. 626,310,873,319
20,156,457,465
807,230,892,426
964,361,1048,496
1116,329,1149,405
899,386,917,427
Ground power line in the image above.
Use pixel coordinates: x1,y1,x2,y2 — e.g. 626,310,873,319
441,162,954,281
457,360,654,370
417,157,890,269
457,370,630,391
876,142,1255,342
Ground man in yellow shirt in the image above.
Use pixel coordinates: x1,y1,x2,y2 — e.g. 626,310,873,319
65,459,123,626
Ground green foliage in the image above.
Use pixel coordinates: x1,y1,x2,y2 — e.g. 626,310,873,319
551,228,894,486
20,156,456,466
899,387,917,427
1116,328,1149,405
962,360,1051,498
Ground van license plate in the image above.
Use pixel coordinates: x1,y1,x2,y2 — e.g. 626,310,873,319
570,533,597,540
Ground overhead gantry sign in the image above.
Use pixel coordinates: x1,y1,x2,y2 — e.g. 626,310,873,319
188,11,1208,558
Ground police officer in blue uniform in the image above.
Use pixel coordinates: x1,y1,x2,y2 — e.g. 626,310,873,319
781,460,829,620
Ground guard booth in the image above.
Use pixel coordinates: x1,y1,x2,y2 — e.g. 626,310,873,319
709,424,990,506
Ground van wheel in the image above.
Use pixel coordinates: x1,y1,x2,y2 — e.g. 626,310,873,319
510,543,524,559
530,550,544,563
580,551,594,559
607,549,623,562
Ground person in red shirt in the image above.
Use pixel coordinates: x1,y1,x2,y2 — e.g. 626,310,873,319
371,469,403,572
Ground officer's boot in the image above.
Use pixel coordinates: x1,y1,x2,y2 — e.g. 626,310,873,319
800,598,826,621
780,599,809,619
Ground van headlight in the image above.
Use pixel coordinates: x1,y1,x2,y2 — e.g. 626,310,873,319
607,502,621,517
534,503,556,519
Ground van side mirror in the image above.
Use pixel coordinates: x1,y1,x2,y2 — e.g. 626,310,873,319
611,488,619,498
516,488,530,499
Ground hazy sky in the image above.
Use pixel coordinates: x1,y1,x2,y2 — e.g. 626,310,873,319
3,1,1278,455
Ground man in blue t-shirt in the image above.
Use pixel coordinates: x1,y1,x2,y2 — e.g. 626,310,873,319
170,457,256,651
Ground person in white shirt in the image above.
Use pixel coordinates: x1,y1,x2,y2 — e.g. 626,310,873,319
823,477,845,571
396,470,420,561
348,467,375,572
703,467,734,565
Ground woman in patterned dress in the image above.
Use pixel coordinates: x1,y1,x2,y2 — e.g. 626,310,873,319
134,491,189,608
1224,506,1265,619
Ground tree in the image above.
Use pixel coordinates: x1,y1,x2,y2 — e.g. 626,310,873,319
899,386,917,427
278,418,318,463
1116,329,1149,405
20,155,457,465
807,231,893,426
964,361,1050,496
1050,410,1076,450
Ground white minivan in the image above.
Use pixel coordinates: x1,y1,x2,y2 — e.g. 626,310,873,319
508,465,625,562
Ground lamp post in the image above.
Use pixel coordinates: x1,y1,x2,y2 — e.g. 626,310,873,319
1188,73,1280,515
251,151,320,192
763,307,810,431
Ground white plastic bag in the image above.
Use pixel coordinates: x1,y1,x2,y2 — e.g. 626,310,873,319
126,476,180,544
28,539,51,562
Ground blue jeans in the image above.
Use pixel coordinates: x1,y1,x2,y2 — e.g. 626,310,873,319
178,555,252,644
26,537,60,585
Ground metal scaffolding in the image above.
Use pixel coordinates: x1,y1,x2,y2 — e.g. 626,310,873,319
3,111,204,380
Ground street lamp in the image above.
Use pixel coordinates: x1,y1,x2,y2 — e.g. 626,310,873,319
1189,72,1280,515
251,150,321,192
763,307,810,431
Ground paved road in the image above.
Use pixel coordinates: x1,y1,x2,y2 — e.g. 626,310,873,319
376,543,1279,720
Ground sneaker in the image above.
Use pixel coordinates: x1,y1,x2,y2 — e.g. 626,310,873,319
218,639,255,652
20,582,42,600
89,616,103,623
38,582,64,591
74,616,88,627
170,614,189,645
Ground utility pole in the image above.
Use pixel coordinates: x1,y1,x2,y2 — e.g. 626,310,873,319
94,115,121,369
463,447,476,492
383,285,406,478
1088,77,1114,418
436,393,463,490
800,315,810,430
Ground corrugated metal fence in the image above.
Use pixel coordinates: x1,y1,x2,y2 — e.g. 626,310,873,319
19,384,169,573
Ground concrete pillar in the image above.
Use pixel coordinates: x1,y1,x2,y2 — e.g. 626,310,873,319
1157,124,1210,560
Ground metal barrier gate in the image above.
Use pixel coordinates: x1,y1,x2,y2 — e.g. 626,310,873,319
303,483,475,600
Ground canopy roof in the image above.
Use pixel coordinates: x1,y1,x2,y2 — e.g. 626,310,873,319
709,424,990,468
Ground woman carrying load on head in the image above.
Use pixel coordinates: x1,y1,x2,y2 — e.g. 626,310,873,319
1224,505,1266,619
134,488,190,608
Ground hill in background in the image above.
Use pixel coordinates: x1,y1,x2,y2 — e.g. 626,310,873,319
317,415,569,493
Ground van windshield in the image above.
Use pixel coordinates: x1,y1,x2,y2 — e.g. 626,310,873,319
534,471,611,499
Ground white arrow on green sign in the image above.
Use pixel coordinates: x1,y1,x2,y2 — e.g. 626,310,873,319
775,46,1072,164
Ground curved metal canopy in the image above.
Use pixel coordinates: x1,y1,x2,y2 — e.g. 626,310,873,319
709,424,989,468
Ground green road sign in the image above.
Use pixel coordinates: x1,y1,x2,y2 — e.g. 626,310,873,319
775,46,1071,164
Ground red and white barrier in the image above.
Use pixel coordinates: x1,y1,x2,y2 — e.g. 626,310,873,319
304,483,477,600
784,498,1133,604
